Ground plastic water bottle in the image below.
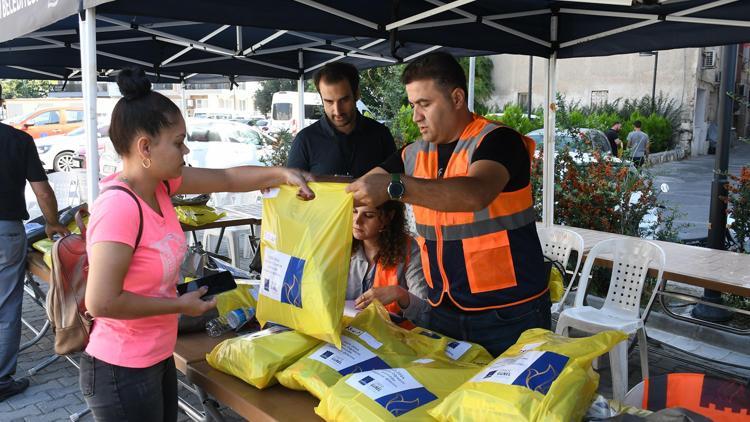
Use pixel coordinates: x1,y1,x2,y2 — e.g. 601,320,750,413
205,307,255,337
226,307,255,330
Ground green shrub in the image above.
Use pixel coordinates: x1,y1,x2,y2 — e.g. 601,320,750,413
259,129,293,167
389,104,420,148
486,104,543,134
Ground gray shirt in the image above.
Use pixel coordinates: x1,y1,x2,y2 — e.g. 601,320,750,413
346,238,430,327
627,130,649,158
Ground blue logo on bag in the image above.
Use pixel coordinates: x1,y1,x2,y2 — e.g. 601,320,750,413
281,256,305,307
339,356,390,376
512,352,569,395
359,376,374,385
375,387,437,417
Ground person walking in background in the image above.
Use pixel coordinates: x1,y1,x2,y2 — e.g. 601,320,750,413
605,121,622,158
0,119,69,402
627,120,650,168
287,62,396,178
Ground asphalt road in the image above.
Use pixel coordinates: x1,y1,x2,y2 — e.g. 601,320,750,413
650,141,750,240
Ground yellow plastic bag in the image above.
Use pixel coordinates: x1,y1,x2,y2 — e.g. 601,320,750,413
549,265,565,303
429,328,628,422
205,326,321,389
276,302,417,400
404,327,493,366
216,280,259,316
174,205,226,227
257,183,352,347
315,366,480,421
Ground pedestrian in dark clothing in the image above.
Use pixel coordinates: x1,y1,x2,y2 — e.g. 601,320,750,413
286,62,396,178
605,121,622,157
0,121,69,402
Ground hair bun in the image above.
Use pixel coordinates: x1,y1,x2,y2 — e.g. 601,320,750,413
117,68,151,101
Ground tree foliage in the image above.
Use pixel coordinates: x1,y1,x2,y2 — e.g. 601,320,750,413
457,56,495,114
1,80,55,99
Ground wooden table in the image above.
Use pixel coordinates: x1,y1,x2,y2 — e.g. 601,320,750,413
180,203,262,232
174,332,320,421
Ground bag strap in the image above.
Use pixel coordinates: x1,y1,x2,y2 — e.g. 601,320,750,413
101,185,144,249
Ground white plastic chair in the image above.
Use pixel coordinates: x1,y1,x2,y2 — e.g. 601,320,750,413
47,171,83,209
537,227,585,314
202,191,260,266
555,237,666,402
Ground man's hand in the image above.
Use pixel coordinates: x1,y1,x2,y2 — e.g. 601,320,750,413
346,173,391,207
283,168,315,200
354,285,409,310
45,222,70,240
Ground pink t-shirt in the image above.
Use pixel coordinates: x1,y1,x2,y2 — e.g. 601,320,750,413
85,173,187,368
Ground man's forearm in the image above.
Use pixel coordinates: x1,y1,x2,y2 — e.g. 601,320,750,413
402,175,495,212
37,189,60,225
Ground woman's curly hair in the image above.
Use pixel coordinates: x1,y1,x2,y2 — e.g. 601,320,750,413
352,201,409,268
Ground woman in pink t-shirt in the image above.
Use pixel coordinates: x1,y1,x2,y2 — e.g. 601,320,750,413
79,68,314,422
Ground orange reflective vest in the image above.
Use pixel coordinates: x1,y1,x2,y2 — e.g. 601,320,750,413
642,373,749,421
402,115,548,311
372,240,416,329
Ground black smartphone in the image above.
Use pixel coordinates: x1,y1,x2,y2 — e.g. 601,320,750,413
177,271,237,298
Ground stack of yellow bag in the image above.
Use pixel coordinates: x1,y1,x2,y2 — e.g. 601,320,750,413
257,183,352,347
216,280,258,316
429,328,628,422
276,303,417,400
205,325,321,389
404,327,493,366
315,365,480,421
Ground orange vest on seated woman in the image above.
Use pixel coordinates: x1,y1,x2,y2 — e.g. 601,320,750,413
401,115,548,311
372,240,416,329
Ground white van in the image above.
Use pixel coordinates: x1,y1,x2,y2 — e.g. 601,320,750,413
269,91,323,133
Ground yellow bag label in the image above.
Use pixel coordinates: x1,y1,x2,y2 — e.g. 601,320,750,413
549,266,564,303
276,302,416,400
205,325,321,389
315,366,479,421
175,205,226,227
429,328,628,422
404,328,493,366
256,183,352,347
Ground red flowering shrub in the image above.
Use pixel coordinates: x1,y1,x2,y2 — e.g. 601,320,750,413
726,166,750,253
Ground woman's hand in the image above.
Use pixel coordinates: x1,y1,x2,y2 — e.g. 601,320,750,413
355,286,410,310
177,286,217,317
283,168,315,200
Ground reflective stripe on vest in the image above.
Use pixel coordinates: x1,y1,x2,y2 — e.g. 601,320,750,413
401,115,545,311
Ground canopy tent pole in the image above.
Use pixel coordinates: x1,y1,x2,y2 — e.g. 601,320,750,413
79,7,99,203
468,56,476,112
542,15,558,227
297,49,305,134
180,79,188,118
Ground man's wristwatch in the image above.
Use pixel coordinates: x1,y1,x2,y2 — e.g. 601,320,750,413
386,173,405,200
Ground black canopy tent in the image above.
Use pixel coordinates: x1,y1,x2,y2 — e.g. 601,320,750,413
2,0,750,222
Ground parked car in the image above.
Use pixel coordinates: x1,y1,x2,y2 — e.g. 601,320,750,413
526,128,622,164
99,119,273,176
8,106,84,139
35,124,109,172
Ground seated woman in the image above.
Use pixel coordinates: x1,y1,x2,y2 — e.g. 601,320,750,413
348,201,430,328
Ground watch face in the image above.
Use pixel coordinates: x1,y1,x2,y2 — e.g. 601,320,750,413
388,182,405,199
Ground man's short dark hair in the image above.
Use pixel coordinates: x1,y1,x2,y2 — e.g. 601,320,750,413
313,62,359,94
401,52,467,101
612,121,621,126
634,120,642,128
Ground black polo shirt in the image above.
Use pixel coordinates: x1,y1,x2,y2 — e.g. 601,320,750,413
0,123,48,220
286,112,396,178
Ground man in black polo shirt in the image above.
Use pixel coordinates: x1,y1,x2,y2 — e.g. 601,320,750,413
286,62,396,178
0,121,68,401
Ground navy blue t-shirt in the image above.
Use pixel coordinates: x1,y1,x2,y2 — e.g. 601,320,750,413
286,112,396,178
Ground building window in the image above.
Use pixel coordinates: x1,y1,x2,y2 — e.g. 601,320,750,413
517,92,529,107
591,90,609,106
194,98,208,109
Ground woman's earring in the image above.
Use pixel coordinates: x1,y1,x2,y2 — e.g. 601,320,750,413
142,158,152,169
